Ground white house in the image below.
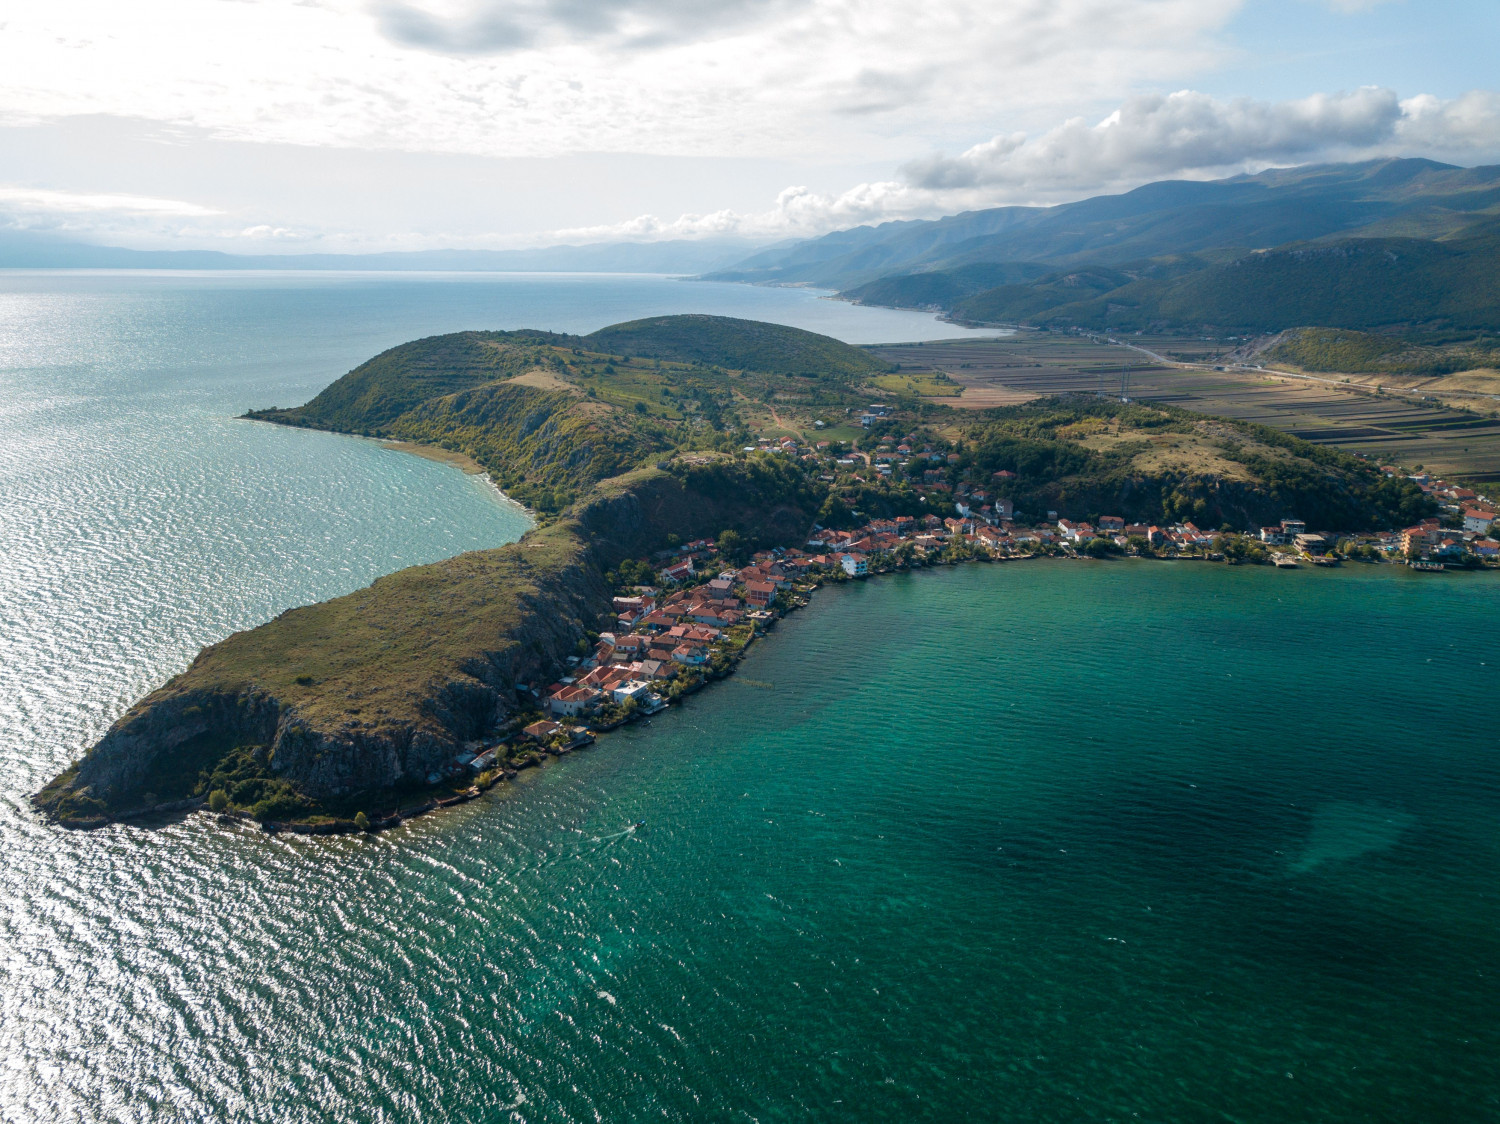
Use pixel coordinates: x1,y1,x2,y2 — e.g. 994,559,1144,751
1463,508,1495,534
839,553,869,577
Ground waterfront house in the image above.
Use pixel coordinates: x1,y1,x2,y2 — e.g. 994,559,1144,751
1400,525,1437,554
1057,519,1096,544
839,553,869,577
523,720,562,741
1280,519,1307,537
1259,526,1287,545
546,685,603,717
1098,516,1125,533
744,580,777,607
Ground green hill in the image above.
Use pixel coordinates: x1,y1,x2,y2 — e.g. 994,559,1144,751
248,315,893,513
841,262,1049,310
1259,328,1500,376
581,314,891,378
260,329,575,432
944,220,1500,334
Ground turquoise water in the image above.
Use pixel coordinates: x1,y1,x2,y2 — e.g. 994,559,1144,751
2,273,1498,1121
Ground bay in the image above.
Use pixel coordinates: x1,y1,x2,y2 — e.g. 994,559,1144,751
1,271,1497,1122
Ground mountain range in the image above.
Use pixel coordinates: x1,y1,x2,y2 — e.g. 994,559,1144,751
702,159,1500,337
0,229,767,275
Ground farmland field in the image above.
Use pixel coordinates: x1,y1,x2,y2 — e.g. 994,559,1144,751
871,333,1500,483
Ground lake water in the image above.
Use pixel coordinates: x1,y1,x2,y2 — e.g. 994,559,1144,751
2,272,1498,1122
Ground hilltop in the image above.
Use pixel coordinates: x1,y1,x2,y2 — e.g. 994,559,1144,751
39,315,1431,830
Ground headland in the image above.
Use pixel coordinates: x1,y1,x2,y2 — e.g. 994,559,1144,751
35,314,1491,832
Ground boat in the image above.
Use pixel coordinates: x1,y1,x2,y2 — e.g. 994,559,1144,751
1409,560,1445,572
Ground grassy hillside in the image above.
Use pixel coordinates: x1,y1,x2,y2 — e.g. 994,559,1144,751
260,330,575,431
250,314,891,513
841,262,1050,310
954,399,1431,531
581,314,892,379
1260,328,1500,376
945,221,1500,335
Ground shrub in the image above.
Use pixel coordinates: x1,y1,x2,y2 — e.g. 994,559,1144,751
208,789,229,813
354,811,371,832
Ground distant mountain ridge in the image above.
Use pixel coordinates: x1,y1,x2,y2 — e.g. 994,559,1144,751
703,159,1500,293
0,229,770,274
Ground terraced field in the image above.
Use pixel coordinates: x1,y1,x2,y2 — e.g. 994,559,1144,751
871,333,1500,482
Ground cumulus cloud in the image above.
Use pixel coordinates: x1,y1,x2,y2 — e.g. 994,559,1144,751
903,88,1405,192
552,87,1500,244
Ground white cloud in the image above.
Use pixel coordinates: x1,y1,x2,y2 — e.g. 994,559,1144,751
0,185,221,217
903,87,1405,192
0,0,1236,160
555,87,1500,243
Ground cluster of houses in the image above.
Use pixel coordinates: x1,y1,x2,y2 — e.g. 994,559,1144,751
1376,468,1498,562
533,547,826,722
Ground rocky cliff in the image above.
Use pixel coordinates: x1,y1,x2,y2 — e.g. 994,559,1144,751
35,460,821,828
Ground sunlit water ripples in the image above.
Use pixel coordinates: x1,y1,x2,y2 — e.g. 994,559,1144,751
2,272,1499,1121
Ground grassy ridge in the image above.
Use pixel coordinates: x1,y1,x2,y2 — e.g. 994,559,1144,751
959,399,1432,531
581,314,893,378
252,331,573,431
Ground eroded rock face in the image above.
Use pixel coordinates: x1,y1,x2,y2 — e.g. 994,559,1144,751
40,526,611,823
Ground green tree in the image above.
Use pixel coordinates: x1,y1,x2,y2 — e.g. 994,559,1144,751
354,811,371,832
716,529,744,563
208,789,229,813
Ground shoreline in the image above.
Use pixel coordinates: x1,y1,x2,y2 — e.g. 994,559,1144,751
55,543,1493,837
378,438,537,519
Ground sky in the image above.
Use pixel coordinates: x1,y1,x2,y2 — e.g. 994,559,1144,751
0,0,1496,253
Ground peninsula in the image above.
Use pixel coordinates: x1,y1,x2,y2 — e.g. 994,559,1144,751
36,315,1452,831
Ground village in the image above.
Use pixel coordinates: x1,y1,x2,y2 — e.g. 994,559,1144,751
441,436,1497,789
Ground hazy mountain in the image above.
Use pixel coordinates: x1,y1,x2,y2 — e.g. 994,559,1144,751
0,230,772,274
